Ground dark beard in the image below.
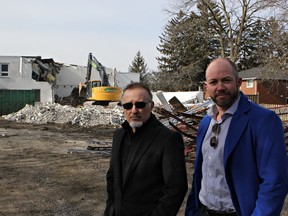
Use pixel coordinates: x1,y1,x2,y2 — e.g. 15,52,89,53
212,91,239,110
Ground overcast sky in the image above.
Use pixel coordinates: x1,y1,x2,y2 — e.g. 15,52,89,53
1,0,170,72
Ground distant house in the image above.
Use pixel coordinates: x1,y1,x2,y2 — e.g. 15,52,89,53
203,67,288,105
238,67,288,105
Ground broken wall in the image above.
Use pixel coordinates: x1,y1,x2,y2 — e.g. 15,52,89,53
0,56,54,102
55,65,140,98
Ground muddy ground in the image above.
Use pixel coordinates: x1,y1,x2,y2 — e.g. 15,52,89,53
0,118,287,216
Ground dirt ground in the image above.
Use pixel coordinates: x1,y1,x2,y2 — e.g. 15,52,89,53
0,118,287,216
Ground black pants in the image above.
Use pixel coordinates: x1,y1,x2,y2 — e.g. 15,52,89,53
199,204,237,216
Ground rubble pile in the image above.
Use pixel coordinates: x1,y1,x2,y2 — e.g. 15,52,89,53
3,103,125,127
154,99,288,161
154,100,213,161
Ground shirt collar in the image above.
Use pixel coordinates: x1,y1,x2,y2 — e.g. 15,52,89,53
208,93,241,120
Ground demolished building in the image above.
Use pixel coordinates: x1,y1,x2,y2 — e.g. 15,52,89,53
0,56,60,114
0,55,139,115
55,64,139,99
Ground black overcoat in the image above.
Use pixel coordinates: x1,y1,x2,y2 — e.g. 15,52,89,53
104,115,188,216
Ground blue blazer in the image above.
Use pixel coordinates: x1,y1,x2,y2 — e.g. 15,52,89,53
186,92,288,216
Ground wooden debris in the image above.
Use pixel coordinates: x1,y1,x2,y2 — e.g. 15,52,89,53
154,99,288,162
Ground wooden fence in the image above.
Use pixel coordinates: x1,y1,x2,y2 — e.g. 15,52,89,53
246,94,259,104
261,104,288,122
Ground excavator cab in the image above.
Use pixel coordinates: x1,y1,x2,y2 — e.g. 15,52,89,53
86,80,122,106
86,80,101,98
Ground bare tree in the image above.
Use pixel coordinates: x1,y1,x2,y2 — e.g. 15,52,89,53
168,0,287,63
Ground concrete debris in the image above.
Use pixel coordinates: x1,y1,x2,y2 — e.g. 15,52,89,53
3,102,125,127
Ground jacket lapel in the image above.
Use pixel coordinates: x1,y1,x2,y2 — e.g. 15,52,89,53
113,129,125,189
195,116,211,170
223,93,251,165
122,118,161,186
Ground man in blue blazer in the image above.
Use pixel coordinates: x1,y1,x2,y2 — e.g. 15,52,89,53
185,58,288,216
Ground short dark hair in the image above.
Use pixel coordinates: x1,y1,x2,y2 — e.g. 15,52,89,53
122,82,153,100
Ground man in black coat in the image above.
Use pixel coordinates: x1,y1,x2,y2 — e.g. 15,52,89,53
104,82,188,216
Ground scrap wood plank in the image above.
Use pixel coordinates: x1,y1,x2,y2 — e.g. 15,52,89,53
168,96,188,112
87,139,112,151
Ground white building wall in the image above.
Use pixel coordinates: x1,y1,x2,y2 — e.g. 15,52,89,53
1,56,141,101
152,91,204,106
55,65,140,98
0,56,54,102
55,64,100,98
56,64,86,98
115,72,140,89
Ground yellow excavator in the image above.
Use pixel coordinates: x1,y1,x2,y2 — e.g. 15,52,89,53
71,53,122,106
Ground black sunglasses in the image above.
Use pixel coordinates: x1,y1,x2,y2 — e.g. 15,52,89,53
122,101,151,110
210,123,221,148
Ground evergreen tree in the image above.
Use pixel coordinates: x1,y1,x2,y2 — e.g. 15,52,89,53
129,51,148,83
157,11,211,91
238,17,288,72
197,0,227,58
238,19,268,70
154,0,288,91
156,2,225,91
156,11,185,91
